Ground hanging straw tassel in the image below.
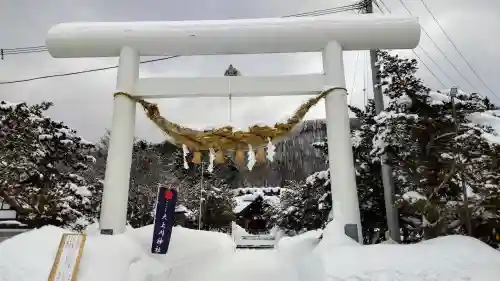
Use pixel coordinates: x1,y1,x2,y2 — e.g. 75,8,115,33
256,147,266,163
215,150,225,164
192,151,202,164
235,149,245,165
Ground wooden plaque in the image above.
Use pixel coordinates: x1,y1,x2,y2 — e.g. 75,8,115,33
47,233,86,281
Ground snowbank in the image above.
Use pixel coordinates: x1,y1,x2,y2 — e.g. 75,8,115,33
0,224,235,281
131,224,234,268
276,221,362,281
275,229,325,281
315,235,500,280
0,226,68,281
276,229,322,263
2,220,500,281
284,220,500,281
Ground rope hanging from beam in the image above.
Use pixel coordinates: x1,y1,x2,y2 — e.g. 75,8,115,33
114,86,345,169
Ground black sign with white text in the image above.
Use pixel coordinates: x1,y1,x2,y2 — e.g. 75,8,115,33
151,187,177,254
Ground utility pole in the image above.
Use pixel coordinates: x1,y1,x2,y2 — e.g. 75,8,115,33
366,0,400,243
450,86,472,236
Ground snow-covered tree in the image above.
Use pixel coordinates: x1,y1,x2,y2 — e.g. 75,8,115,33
171,149,236,232
371,50,500,245
90,134,179,228
274,177,331,236
275,50,500,247
268,133,332,236
275,104,386,242
272,135,333,235
349,102,388,244
0,101,101,230
128,140,180,227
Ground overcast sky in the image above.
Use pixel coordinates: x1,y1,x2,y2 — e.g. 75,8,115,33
1,0,499,143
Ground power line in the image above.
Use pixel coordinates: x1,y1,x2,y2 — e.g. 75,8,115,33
391,0,478,92
1,46,47,59
3,48,47,55
2,45,47,52
0,1,366,84
375,1,446,88
0,56,179,84
283,1,369,17
413,49,446,88
416,45,458,86
416,0,499,101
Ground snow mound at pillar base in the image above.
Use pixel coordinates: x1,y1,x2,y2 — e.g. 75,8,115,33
0,224,234,281
278,220,500,281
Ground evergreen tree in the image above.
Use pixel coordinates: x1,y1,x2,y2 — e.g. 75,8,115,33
275,50,500,248
128,140,178,227
349,101,387,244
274,178,331,236
0,101,101,230
299,104,387,244
371,50,500,245
273,135,332,236
89,134,177,228
169,148,236,231
276,101,386,243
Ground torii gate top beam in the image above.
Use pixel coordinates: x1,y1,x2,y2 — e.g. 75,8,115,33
46,14,420,58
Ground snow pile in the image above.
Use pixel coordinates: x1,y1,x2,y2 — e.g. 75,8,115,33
132,224,234,268
276,229,322,264
0,224,234,281
276,222,360,281
316,236,500,280
2,219,500,281
285,220,500,281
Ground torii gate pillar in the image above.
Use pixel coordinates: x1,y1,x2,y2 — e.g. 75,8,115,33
46,15,420,242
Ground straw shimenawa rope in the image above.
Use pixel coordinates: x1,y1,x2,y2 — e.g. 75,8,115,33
114,87,344,151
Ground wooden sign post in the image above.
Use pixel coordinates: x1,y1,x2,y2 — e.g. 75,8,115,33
47,233,86,281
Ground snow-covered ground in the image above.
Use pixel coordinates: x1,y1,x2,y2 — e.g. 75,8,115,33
1,220,500,281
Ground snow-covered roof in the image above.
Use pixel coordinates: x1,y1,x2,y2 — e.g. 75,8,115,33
233,196,255,214
233,191,281,214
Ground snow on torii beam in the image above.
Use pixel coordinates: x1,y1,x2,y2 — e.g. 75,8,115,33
46,14,420,241
46,15,420,57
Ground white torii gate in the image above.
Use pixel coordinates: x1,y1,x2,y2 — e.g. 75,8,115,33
46,14,420,242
